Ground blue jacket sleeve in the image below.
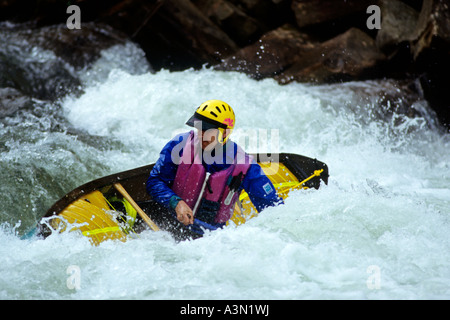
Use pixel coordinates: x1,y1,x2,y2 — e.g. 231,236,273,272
241,162,284,212
146,133,189,209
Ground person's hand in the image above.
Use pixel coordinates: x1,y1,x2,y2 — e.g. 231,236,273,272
175,200,194,225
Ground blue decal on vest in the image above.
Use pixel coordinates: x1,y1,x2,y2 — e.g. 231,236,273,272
263,183,273,194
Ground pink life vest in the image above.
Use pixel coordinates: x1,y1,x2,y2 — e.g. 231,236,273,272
172,131,252,224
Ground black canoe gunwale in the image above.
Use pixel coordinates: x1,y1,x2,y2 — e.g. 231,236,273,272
44,153,329,218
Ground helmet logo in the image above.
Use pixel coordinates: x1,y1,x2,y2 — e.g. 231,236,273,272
223,118,234,128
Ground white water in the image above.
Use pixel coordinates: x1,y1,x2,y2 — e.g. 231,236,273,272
1,45,449,300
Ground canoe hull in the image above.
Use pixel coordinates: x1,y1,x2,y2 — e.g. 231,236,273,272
39,153,328,244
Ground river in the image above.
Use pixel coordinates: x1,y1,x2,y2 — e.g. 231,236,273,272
0,32,449,300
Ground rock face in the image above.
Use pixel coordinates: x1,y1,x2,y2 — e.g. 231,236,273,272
275,27,386,84
0,22,131,101
0,0,449,128
0,87,33,117
215,24,315,79
376,0,420,54
291,0,375,28
216,25,386,84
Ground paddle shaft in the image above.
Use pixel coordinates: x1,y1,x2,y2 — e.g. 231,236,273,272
113,183,160,232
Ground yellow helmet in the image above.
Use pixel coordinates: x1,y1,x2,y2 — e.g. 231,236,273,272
186,100,235,144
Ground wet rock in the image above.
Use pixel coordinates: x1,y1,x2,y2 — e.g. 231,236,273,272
192,0,262,46
217,26,387,84
20,22,131,70
0,26,82,101
0,87,33,117
215,24,317,78
0,22,138,101
411,0,450,128
159,0,239,62
0,0,448,128
308,78,438,128
276,28,386,84
291,0,376,29
99,0,239,70
192,0,293,46
411,0,450,59
376,0,420,54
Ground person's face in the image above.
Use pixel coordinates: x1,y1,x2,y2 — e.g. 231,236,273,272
198,129,219,151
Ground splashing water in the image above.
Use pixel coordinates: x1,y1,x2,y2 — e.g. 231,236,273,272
0,42,449,300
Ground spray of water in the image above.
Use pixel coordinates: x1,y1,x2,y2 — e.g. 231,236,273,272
0,41,449,299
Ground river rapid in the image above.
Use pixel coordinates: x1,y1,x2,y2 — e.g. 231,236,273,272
0,34,449,300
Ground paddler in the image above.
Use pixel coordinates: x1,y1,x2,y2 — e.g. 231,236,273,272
146,100,283,236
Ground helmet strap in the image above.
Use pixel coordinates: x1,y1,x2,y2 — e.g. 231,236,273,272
217,128,225,144
218,128,232,145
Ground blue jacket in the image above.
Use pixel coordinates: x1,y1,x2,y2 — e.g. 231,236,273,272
146,132,283,233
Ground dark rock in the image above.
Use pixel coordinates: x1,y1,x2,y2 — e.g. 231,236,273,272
276,28,386,84
0,87,33,117
215,24,317,78
99,0,239,70
158,0,239,62
228,0,294,30
0,21,147,101
0,25,82,101
376,0,420,55
0,22,135,101
192,0,263,47
411,0,450,128
0,0,448,129
22,23,131,70
411,0,450,59
308,79,439,129
291,0,376,29
218,25,387,84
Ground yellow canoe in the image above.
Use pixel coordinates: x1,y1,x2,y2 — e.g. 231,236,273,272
39,153,328,245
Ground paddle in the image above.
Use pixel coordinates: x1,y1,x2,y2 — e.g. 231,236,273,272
113,183,160,232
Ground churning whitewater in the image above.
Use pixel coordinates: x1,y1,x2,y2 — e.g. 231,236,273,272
0,43,449,299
